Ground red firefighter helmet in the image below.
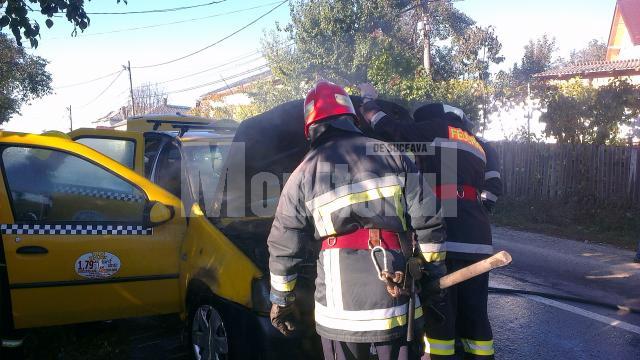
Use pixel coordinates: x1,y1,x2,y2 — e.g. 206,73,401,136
303,80,357,139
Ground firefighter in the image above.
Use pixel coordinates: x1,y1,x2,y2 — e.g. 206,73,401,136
267,80,447,360
358,84,502,359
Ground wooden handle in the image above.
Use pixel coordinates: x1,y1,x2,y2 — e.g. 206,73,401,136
438,250,512,290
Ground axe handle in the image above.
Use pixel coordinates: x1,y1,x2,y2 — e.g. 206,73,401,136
438,251,512,290
406,284,415,342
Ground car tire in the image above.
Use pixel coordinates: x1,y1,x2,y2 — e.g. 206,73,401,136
189,294,229,360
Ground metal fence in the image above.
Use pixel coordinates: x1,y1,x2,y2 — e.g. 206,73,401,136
493,141,640,205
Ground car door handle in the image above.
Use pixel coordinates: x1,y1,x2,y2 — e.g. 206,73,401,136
16,246,48,255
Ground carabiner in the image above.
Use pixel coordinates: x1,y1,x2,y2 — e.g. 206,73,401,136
370,246,389,281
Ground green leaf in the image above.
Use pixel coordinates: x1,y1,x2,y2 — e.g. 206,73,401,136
4,0,126,46
0,33,53,122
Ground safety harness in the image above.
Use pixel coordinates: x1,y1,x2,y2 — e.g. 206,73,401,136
321,228,415,298
434,184,480,201
321,227,426,342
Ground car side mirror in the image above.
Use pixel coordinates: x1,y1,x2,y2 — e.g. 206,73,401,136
144,201,175,227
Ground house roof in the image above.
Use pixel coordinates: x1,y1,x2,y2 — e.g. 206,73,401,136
618,0,640,46
533,58,640,80
94,100,191,127
199,69,272,99
93,109,125,125
144,103,191,116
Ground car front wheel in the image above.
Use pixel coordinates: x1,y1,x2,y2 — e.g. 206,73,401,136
191,303,229,360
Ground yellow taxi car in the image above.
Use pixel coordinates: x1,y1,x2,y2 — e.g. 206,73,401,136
0,118,313,359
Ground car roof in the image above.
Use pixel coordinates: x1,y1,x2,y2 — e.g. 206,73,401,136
157,130,235,143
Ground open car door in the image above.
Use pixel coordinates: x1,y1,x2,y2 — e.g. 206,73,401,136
69,128,145,176
0,132,184,328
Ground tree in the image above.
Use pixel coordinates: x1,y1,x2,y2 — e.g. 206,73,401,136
260,0,504,127
129,82,167,116
263,0,417,87
496,35,559,113
511,35,558,85
190,89,262,120
504,37,638,145
0,0,126,47
569,39,607,64
393,74,492,127
539,78,640,145
432,24,504,81
0,32,52,123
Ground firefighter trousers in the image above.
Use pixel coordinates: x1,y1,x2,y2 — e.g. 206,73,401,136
321,337,420,360
422,258,494,359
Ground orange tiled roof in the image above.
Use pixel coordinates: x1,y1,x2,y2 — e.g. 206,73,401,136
533,58,640,80
619,0,640,46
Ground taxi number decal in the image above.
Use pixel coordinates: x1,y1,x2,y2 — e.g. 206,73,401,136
75,252,121,279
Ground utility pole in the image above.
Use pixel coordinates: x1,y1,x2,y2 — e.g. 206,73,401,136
419,1,431,75
123,61,136,116
220,75,235,95
66,105,73,131
422,17,431,74
526,82,533,142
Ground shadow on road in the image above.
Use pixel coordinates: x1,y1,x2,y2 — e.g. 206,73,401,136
20,314,188,360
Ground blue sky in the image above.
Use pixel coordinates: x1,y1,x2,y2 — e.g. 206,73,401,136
456,0,614,68
1,0,618,137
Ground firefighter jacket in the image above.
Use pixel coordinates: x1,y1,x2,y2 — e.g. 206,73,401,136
267,127,446,343
369,106,496,261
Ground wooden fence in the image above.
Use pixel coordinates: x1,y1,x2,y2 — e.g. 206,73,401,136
493,142,640,206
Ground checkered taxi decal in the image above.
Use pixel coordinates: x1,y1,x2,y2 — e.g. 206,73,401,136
54,185,145,203
0,224,152,235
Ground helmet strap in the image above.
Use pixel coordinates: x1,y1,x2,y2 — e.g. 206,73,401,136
308,116,362,144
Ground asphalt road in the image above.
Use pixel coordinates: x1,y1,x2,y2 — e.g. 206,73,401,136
489,226,640,360
19,226,640,359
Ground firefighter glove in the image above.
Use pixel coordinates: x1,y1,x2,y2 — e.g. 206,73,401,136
270,303,299,337
420,261,447,303
359,100,383,126
483,200,495,213
357,83,379,102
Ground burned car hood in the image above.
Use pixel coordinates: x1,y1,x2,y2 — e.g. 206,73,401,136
212,96,413,218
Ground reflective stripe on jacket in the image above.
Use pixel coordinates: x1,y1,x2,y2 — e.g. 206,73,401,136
267,131,445,342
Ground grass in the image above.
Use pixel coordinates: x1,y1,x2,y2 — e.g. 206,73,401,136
490,197,640,251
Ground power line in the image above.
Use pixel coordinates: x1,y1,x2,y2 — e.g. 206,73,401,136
62,1,285,38
156,52,264,85
28,1,226,15
55,69,122,89
166,65,270,95
156,41,294,85
54,52,265,101
81,70,125,108
53,51,263,90
132,0,287,69
133,65,270,99
86,1,226,15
